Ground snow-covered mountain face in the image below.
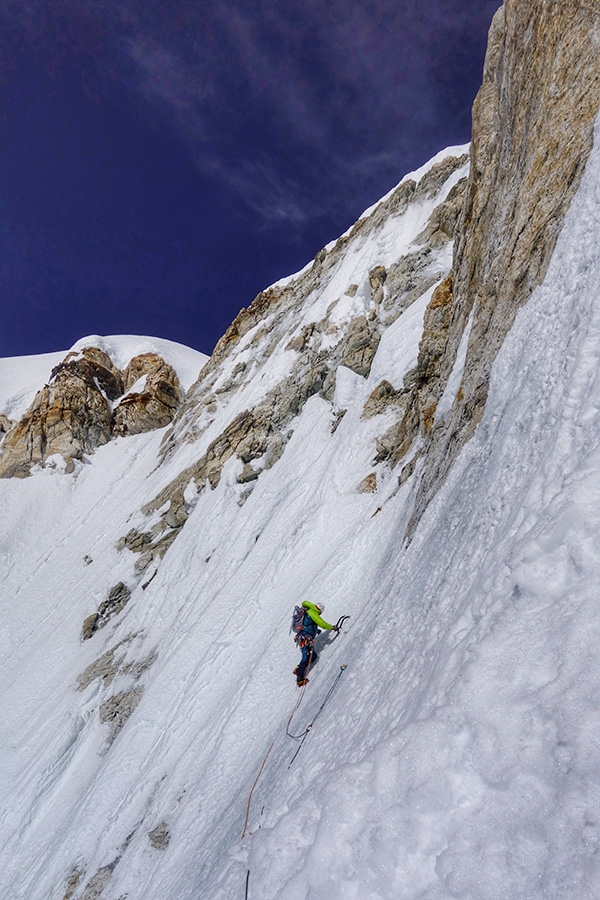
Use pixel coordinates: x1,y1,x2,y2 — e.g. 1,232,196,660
2,2,600,899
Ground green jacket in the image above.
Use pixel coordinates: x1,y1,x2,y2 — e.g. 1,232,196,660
302,600,334,631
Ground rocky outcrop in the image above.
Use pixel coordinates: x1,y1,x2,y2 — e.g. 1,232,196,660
78,643,128,690
99,687,145,744
414,177,468,248
78,636,157,746
118,151,470,564
0,413,14,434
61,868,83,900
79,864,116,900
357,473,377,494
148,822,170,851
77,637,157,691
362,380,403,420
0,347,183,477
343,0,600,543
69,829,138,900
403,0,600,535
112,353,181,437
413,273,456,435
162,151,470,464
82,581,132,640
337,316,381,377
0,348,119,478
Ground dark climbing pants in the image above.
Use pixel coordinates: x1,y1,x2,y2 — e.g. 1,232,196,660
297,642,318,680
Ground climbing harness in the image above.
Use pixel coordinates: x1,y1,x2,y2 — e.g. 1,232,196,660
286,664,348,767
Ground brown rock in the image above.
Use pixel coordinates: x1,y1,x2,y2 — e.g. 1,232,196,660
82,613,100,641
410,273,457,439
237,463,260,484
79,865,115,900
415,177,468,247
286,323,316,352
369,265,387,309
81,582,132,639
362,380,402,419
0,347,117,478
77,640,131,690
54,347,124,399
0,413,14,434
118,528,153,553
112,353,181,437
98,581,131,623
134,550,155,574
61,868,84,900
357,473,377,493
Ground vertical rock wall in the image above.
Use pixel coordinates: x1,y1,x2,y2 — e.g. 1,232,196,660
408,0,600,534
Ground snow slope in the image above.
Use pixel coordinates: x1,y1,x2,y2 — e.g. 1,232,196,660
2,124,600,900
0,349,65,420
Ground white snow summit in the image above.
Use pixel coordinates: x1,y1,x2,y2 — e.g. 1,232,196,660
1,2,600,898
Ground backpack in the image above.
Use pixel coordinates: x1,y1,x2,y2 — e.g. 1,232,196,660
291,605,307,636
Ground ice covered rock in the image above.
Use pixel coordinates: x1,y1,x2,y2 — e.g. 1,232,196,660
99,687,145,744
61,868,83,900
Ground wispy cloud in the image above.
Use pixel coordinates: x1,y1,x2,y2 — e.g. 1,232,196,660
104,0,434,224
0,0,500,229
126,34,211,142
220,152,339,227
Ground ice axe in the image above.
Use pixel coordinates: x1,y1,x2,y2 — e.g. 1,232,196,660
333,614,350,636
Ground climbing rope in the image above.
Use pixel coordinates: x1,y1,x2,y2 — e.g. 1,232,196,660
287,664,348,767
285,650,314,734
241,741,274,840
241,612,351,899
286,615,349,737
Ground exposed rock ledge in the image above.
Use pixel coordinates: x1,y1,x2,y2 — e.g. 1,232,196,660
0,348,181,478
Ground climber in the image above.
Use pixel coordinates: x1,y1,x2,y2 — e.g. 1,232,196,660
293,600,337,686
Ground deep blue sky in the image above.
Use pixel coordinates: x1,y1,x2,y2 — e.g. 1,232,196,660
0,0,502,359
